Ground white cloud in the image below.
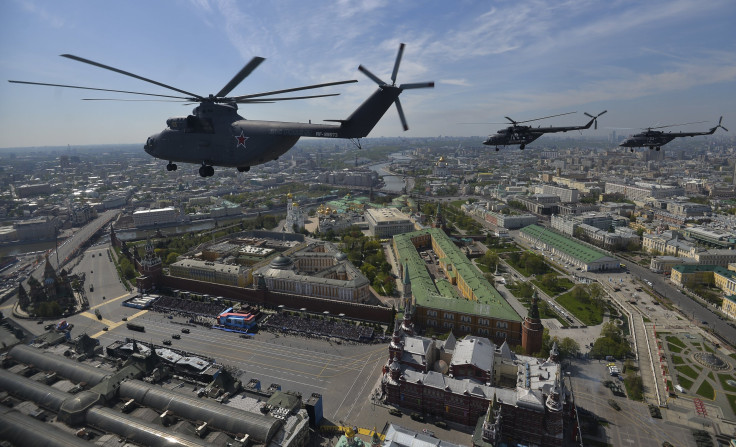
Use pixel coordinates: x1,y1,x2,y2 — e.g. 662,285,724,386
15,0,64,28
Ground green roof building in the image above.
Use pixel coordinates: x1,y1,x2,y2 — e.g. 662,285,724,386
519,225,620,272
393,228,523,346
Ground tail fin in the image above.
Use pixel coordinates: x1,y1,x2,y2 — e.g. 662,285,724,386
338,44,433,138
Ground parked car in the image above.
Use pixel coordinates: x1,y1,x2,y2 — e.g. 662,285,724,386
163,339,172,345
172,334,181,339
181,328,190,334
434,421,448,429
388,408,402,417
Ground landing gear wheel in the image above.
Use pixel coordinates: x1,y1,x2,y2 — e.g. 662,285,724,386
237,166,250,173
495,147,499,152
166,163,177,171
630,148,634,152
520,144,525,150
199,165,214,177
655,147,660,151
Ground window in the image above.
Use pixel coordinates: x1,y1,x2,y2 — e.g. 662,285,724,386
479,328,489,336
478,318,490,326
460,315,472,323
495,331,507,338
444,312,454,320
496,321,508,329
427,310,438,317
443,322,454,329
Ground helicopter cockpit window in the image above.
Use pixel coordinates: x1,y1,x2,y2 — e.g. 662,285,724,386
184,115,215,134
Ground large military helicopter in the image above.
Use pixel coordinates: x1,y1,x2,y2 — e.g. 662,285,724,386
481,110,607,150
619,117,727,152
9,44,433,177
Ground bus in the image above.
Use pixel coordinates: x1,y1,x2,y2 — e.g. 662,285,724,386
126,323,145,332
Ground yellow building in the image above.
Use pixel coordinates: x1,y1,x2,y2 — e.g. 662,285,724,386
723,296,736,320
169,259,247,287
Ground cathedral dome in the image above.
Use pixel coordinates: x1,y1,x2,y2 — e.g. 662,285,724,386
334,252,348,262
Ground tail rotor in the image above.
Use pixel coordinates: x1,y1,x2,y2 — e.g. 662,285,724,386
715,116,728,132
584,110,608,130
358,43,434,130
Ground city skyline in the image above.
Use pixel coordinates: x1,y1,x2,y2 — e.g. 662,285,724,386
1,0,735,147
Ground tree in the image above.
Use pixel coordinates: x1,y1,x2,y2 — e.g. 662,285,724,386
558,337,580,359
165,252,180,264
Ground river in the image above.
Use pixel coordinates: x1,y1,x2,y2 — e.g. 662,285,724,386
369,162,406,193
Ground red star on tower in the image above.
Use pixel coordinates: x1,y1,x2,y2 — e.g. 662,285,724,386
235,131,248,148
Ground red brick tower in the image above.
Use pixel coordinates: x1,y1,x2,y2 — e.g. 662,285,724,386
522,291,544,355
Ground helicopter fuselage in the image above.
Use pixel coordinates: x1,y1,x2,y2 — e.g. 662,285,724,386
144,102,348,168
483,127,544,147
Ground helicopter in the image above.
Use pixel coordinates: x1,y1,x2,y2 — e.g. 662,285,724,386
619,117,727,152
481,110,607,150
9,44,433,177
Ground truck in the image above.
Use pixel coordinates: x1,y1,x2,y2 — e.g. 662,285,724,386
126,323,145,332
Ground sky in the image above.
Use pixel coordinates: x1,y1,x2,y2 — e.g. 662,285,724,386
1,0,735,148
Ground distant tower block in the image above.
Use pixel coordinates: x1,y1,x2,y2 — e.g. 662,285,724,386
522,291,544,355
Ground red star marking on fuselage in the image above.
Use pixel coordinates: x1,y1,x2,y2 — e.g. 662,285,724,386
235,131,248,148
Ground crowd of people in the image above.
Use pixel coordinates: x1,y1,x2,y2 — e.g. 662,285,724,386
151,295,228,319
261,312,377,342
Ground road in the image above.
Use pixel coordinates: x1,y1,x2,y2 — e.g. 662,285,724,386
91,312,388,424
623,259,736,347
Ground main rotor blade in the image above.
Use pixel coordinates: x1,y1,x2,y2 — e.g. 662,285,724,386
8,80,193,100
515,111,576,124
61,54,205,100
229,79,357,101
358,65,386,86
81,98,185,102
391,43,405,85
215,56,265,98
236,93,340,103
399,82,434,89
649,120,708,130
395,97,409,131
505,117,517,124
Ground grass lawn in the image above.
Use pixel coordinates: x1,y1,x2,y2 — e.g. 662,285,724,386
676,364,700,380
703,343,714,353
718,374,736,393
692,364,703,372
556,290,604,326
666,335,686,348
678,375,694,390
667,379,673,391
730,353,736,361
671,355,684,364
668,343,683,354
532,276,574,297
696,380,716,400
727,394,736,416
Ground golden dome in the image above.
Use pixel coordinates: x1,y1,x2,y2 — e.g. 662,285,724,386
438,155,445,162
287,192,293,199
